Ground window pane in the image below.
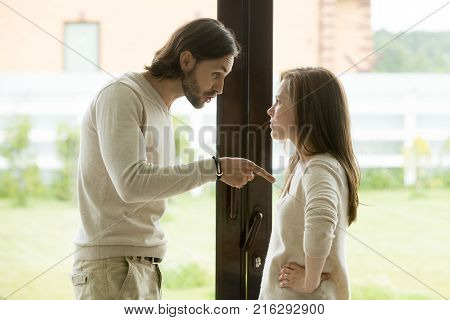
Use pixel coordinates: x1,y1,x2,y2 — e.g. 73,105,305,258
64,23,99,72
273,0,450,300
1,1,216,300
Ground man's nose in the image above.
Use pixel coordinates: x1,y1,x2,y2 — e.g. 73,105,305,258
214,79,224,95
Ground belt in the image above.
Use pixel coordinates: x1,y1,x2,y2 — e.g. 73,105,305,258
136,256,162,264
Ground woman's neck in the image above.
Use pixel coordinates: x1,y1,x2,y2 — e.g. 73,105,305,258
292,140,315,165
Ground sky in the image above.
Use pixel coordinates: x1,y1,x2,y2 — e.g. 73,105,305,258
371,0,450,32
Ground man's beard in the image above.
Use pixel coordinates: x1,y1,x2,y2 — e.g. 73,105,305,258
181,69,204,109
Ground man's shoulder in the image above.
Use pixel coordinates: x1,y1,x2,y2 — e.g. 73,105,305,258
96,78,140,101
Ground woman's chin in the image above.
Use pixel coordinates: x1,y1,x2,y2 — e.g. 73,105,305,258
270,131,284,141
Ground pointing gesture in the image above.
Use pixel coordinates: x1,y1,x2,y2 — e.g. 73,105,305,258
219,157,276,188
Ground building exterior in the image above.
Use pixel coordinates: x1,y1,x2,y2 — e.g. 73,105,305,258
0,0,374,74
2,0,449,186
275,0,374,74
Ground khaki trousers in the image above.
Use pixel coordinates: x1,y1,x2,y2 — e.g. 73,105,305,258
71,256,162,300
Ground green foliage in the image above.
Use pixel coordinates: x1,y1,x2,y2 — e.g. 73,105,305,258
442,170,450,188
173,116,193,162
0,116,43,206
51,123,80,201
439,137,450,188
161,262,211,289
416,168,450,190
373,30,450,72
403,137,433,192
352,284,433,300
360,168,404,190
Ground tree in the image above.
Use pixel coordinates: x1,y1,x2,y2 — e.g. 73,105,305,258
404,136,432,191
51,123,80,201
0,116,42,206
373,30,450,72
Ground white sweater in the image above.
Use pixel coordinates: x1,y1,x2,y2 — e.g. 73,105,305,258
73,72,217,260
259,153,350,300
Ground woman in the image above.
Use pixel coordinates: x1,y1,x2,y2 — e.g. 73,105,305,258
259,67,360,300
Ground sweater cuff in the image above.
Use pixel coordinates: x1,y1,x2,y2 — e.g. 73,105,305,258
196,158,218,184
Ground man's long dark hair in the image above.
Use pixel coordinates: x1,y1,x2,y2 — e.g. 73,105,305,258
145,18,240,79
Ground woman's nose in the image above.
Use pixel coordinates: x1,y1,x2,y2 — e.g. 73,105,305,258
267,105,274,116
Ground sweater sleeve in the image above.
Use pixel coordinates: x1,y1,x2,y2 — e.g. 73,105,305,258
94,83,216,203
302,159,340,258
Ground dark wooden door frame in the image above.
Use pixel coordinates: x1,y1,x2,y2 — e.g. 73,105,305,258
216,0,273,300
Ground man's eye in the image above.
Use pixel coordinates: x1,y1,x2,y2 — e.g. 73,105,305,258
212,73,220,79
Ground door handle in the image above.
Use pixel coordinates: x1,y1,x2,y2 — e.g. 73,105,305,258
242,211,263,252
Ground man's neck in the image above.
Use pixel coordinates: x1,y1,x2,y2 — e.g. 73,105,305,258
142,71,184,109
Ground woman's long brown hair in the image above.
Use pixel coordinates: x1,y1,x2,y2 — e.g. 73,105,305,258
280,67,360,226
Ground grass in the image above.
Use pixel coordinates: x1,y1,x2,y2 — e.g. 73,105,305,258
0,199,79,299
347,188,450,300
0,187,449,299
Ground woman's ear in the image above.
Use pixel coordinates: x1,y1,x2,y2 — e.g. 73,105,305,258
179,51,196,72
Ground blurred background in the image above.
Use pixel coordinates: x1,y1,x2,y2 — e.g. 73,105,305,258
0,0,449,299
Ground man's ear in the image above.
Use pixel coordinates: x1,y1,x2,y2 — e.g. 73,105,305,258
180,51,196,72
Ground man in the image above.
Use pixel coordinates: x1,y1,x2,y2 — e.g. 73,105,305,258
71,18,275,300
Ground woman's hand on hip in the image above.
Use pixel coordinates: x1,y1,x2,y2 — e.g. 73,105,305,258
278,262,331,294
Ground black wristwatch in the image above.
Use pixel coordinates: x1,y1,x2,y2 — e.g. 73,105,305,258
212,156,223,180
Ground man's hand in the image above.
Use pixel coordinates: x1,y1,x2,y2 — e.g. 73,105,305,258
219,157,276,188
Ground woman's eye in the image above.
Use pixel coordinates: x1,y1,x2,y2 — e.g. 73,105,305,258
212,73,220,79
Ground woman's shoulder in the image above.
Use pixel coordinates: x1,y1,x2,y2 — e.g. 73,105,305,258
304,152,341,171
302,153,347,185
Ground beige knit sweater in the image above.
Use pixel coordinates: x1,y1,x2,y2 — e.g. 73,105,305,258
259,153,351,300
73,72,217,260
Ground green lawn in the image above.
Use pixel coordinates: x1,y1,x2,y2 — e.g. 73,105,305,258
0,188,449,299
